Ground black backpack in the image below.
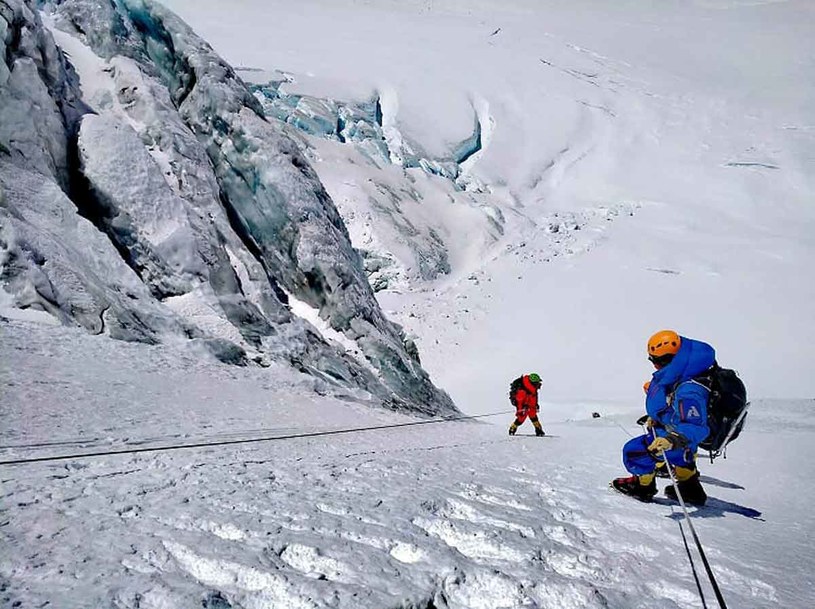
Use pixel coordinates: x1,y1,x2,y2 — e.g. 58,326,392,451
693,364,750,461
509,376,525,406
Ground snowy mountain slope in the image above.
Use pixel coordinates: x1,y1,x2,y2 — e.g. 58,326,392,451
2,318,813,608
3,0,815,607
0,0,454,414
160,0,815,406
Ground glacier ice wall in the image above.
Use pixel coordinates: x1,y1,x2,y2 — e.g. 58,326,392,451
251,81,503,291
0,0,455,415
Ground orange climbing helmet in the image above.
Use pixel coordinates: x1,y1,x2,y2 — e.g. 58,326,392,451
647,330,681,357
647,330,681,367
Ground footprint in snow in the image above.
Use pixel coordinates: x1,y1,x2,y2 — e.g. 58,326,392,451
412,516,528,563
389,542,426,564
164,541,316,609
455,485,534,512
441,497,536,537
280,543,351,583
441,568,528,609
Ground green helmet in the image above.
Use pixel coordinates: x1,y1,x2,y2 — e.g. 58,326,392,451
528,373,542,384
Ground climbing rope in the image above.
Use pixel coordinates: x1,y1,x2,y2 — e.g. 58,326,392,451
619,425,728,608
0,409,515,466
672,503,709,609
661,450,729,609
615,420,636,438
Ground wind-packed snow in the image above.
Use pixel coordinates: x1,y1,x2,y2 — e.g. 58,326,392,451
3,0,814,606
2,319,813,608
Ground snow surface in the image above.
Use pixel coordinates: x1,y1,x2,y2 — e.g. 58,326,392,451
3,0,815,606
2,318,813,607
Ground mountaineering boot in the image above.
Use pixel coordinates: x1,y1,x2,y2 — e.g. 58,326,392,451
508,421,519,436
665,472,707,506
611,474,657,502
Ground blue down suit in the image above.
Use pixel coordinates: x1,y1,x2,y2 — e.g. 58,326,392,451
623,337,716,475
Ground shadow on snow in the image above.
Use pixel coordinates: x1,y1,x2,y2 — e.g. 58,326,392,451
654,496,764,521
700,475,746,490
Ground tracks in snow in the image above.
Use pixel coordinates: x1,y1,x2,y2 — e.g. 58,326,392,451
1,420,778,608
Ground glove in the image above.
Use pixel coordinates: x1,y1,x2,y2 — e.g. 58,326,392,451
647,436,674,453
648,433,686,454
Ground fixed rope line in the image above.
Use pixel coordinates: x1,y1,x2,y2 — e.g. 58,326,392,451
0,409,514,467
615,420,636,438
662,450,729,609
672,504,709,609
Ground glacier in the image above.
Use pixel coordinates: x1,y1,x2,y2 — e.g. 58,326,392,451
249,75,504,291
0,0,455,415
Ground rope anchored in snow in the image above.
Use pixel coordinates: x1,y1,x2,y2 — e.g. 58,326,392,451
0,410,515,467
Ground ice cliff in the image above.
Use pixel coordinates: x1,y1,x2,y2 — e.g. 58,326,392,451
0,0,455,415
251,81,503,291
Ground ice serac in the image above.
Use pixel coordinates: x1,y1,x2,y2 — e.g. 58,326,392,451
76,113,202,298
0,163,182,343
0,0,180,344
250,80,502,292
0,0,77,187
0,0,455,414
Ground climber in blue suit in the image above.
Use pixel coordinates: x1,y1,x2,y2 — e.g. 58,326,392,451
612,330,715,505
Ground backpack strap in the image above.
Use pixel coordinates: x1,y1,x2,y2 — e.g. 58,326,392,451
669,369,714,400
686,378,712,391
689,362,718,391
